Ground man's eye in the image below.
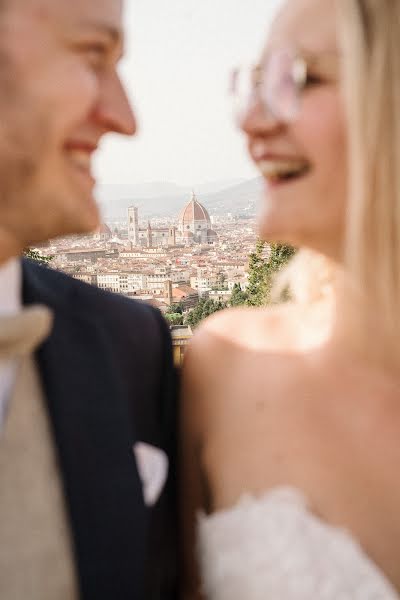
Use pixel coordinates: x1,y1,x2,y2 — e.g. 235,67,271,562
81,43,108,64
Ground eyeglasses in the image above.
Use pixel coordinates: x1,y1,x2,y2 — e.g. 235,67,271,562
230,48,336,124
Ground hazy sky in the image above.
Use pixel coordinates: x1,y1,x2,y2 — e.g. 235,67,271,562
94,0,283,187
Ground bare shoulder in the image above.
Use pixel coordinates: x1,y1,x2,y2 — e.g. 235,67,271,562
190,303,302,355
182,304,302,393
181,304,305,441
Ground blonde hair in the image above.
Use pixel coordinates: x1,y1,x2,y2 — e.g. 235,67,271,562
280,1,400,363
338,0,400,360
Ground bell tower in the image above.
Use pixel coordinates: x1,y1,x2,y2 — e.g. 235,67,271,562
127,206,139,246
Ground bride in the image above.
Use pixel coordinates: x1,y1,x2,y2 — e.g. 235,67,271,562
181,0,400,598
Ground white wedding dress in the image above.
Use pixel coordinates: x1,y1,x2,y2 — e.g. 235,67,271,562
198,487,399,599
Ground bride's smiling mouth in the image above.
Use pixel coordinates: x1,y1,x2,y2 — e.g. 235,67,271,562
256,157,312,186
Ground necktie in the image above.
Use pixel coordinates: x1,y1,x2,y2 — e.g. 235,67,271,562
0,306,53,359
0,305,78,598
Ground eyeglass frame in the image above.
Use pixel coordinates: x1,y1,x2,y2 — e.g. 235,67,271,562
230,47,339,124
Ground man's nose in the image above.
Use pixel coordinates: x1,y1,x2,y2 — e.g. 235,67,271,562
92,71,137,136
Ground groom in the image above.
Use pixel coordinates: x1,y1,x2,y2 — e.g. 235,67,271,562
0,0,177,599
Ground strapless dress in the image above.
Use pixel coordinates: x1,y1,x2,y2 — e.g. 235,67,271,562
198,487,398,599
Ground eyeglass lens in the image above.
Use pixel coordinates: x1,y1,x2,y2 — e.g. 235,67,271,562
232,48,303,124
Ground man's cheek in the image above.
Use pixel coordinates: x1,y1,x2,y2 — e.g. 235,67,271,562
57,64,98,117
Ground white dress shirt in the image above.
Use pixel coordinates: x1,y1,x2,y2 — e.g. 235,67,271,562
0,259,22,430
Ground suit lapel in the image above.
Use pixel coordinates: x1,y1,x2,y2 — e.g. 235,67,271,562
22,261,148,599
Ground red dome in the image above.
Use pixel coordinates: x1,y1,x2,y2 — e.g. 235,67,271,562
99,223,112,235
178,192,211,227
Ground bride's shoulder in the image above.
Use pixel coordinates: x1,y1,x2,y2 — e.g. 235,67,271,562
182,305,303,406
189,303,301,357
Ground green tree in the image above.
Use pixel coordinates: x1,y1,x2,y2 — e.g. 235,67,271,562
245,240,270,306
201,299,219,319
24,248,53,266
184,297,227,329
245,240,296,306
230,283,248,307
175,302,184,315
166,302,184,316
216,271,228,290
268,243,297,274
266,243,297,303
165,312,183,326
184,299,205,329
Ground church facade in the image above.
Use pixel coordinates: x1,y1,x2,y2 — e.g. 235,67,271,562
127,191,217,249
177,192,217,245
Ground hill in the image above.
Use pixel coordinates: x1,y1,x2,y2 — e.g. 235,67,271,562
97,177,262,220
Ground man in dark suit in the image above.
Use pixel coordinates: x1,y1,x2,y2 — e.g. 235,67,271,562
0,0,177,598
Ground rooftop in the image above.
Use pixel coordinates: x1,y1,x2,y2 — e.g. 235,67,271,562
178,191,211,225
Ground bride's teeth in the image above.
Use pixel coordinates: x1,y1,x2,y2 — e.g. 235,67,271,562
257,159,310,181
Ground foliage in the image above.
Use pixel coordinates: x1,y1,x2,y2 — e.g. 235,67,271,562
24,248,53,266
266,242,297,303
268,243,297,273
245,240,270,306
268,244,297,302
184,298,228,329
216,271,227,289
165,312,184,326
245,240,296,306
166,302,184,315
230,283,248,307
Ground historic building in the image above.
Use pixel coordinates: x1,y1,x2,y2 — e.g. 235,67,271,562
127,206,176,248
137,221,176,248
126,191,216,249
170,325,193,367
127,206,139,245
93,223,112,242
177,192,217,245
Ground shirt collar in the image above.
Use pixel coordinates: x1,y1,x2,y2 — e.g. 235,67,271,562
0,258,22,317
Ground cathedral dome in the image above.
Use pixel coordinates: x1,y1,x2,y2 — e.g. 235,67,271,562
99,223,112,236
94,222,112,241
178,192,211,230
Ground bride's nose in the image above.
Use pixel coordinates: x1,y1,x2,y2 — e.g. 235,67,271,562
239,94,282,138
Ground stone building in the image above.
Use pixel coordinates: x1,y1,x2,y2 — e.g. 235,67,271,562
126,191,216,248
177,192,217,245
93,223,112,242
127,206,139,246
127,206,177,248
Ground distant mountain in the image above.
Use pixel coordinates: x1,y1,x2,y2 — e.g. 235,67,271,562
195,178,246,195
96,177,262,220
96,184,187,219
128,182,184,197
202,178,262,215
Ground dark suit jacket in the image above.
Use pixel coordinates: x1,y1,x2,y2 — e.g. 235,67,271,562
22,259,178,600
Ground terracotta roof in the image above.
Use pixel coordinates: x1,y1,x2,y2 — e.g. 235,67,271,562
142,298,169,309
98,223,112,235
173,285,198,298
178,192,211,226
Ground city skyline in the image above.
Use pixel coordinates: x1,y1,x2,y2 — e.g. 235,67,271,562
94,0,283,187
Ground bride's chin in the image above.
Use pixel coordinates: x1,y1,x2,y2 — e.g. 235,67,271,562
257,221,297,246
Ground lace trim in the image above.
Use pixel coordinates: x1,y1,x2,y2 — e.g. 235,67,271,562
198,486,399,599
